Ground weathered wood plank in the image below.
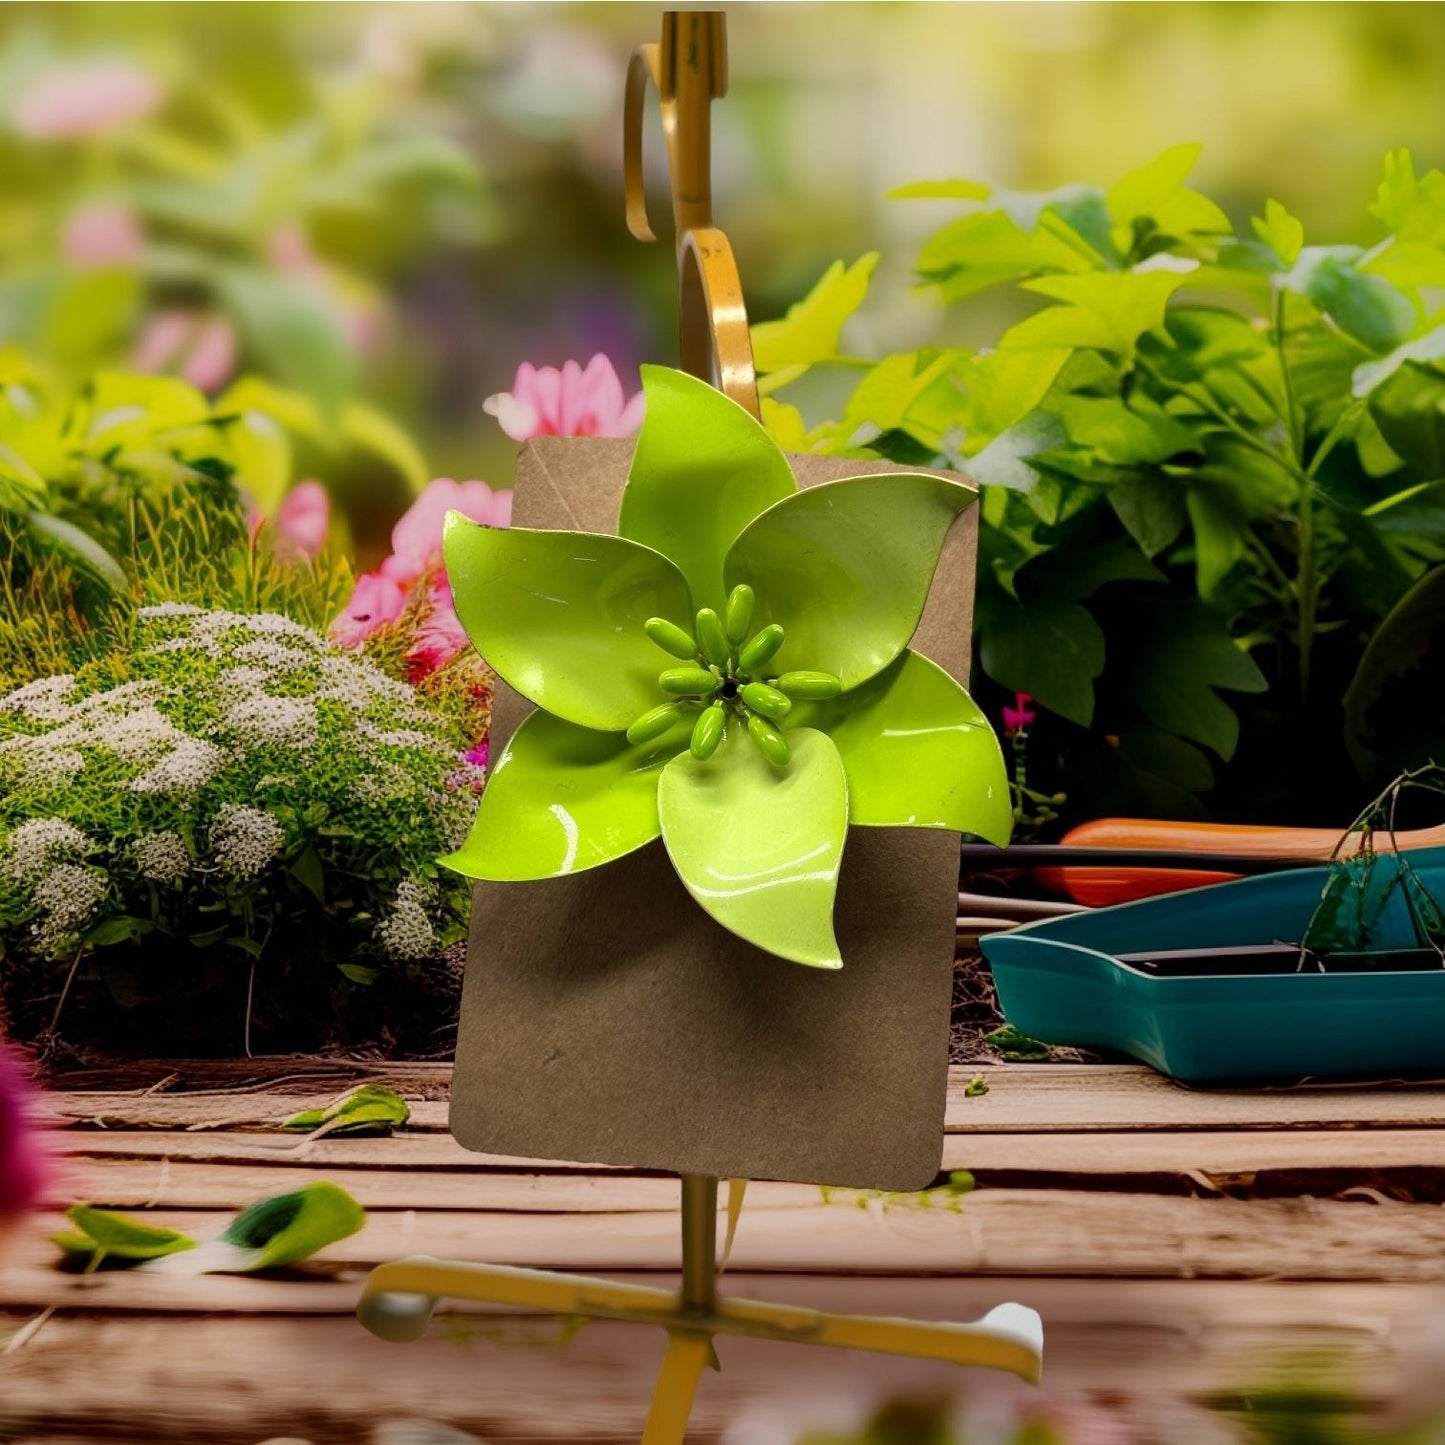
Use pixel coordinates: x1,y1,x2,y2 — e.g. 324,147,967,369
50,1064,1445,1136
10,1188,1445,1294
60,1125,1445,1181
0,1283,1427,1442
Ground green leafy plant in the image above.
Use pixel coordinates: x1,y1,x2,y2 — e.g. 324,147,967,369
0,604,478,1040
757,147,1445,823
443,365,1010,969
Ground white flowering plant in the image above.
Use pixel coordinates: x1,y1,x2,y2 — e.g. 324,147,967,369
0,604,480,1043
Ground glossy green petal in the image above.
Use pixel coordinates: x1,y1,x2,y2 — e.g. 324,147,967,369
442,709,691,881
444,514,694,732
792,651,1013,844
658,724,847,969
619,366,798,615
723,473,976,693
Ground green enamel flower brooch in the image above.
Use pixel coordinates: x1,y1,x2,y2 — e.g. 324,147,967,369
442,366,1010,969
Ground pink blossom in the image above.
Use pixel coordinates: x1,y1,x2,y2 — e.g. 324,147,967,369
402,583,473,679
271,482,330,560
131,311,237,393
462,739,489,772
484,355,644,442
62,201,143,268
330,571,406,648
0,1045,46,1218
1003,691,1038,737
381,478,512,591
13,60,161,139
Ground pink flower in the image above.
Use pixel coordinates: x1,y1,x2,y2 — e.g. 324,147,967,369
402,583,472,679
62,201,143,268
13,60,161,139
1003,691,1037,737
131,311,237,393
381,478,512,591
461,739,489,772
268,482,330,560
484,355,644,442
0,1045,47,1218
330,571,406,648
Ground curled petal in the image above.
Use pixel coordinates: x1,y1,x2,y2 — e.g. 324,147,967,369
658,724,847,968
443,514,694,732
619,366,797,614
794,650,1012,844
442,708,690,880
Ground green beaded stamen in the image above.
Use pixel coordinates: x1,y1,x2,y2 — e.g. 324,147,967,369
631,585,840,769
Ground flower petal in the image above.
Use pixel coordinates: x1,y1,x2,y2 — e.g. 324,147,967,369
658,724,847,968
793,651,1012,844
724,472,976,693
444,514,694,732
619,366,798,614
442,709,690,880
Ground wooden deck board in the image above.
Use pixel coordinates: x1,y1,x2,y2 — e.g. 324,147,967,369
9,1059,1445,1441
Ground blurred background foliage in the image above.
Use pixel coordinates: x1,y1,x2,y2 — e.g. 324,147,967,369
3,1,1442,564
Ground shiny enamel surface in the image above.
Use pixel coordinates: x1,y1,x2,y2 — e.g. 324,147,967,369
723,473,976,693
443,708,691,881
792,650,1012,843
444,513,693,733
618,366,797,614
657,724,847,968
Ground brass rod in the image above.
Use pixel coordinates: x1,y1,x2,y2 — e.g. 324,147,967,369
678,1173,718,1313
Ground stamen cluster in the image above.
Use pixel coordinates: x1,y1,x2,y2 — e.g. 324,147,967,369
625,585,841,767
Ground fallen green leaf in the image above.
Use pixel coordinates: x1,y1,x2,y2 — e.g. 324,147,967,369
281,1083,411,1137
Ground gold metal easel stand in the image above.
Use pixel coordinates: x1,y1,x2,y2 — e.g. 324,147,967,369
359,14,1043,1440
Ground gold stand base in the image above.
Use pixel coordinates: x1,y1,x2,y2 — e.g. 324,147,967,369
358,1176,1043,1444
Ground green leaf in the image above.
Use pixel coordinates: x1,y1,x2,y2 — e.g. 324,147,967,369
1367,362,1445,477
888,178,992,202
1110,475,1188,556
220,406,292,515
215,1182,366,1271
290,845,326,904
337,963,380,985
443,514,694,732
985,1025,1051,1061
55,1205,196,1264
751,254,878,375
442,707,691,881
1370,149,1445,246
1344,565,1445,779
619,367,799,615
281,1084,411,1137
724,471,977,693
84,916,153,947
1004,270,1191,358
1251,198,1305,266
964,413,1065,492
25,511,129,593
956,348,1070,444
916,211,1097,303
1124,599,1267,758
975,591,1105,726
793,651,1011,843
341,400,430,495
1106,144,1230,242
1284,249,1414,354
1057,394,1198,466
658,725,847,968
215,267,356,417
1352,326,1445,398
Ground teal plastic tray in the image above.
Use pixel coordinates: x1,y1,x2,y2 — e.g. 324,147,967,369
980,847,1445,1083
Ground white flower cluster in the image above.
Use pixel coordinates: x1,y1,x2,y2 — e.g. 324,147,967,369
375,879,438,959
31,862,108,956
225,693,319,751
1,817,92,884
131,831,191,883
129,738,229,794
210,804,285,879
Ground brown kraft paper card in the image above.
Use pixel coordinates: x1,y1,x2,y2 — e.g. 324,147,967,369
449,435,979,1191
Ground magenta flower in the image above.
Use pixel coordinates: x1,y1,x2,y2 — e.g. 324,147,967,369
0,1045,46,1219
62,201,143,269
12,60,162,139
331,571,407,648
484,355,644,442
380,479,512,591
1002,691,1038,737
402,582,472,680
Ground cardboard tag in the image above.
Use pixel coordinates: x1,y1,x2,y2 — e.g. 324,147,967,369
449,437,977,1190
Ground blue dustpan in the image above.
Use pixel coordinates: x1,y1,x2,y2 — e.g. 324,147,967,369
980,847,1445,1083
